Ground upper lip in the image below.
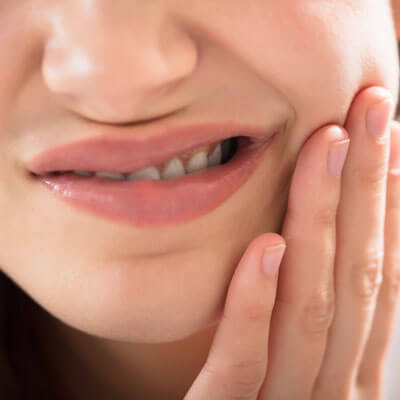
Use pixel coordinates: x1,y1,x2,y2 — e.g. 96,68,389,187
27,122,280,176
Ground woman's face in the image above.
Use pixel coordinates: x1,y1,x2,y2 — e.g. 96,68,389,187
0,0,399,342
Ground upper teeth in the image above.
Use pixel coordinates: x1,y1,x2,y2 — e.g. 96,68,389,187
161,157,186,180
127,166,161,181
185,151,208,174
72,141,227,182
207,144,222,167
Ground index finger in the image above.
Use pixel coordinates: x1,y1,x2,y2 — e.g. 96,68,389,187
184,233,286,400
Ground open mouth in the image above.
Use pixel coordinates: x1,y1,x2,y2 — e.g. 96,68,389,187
32,136,244,182
29,123,277,227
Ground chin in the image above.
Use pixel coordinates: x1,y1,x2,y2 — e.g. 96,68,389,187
33,224,264,344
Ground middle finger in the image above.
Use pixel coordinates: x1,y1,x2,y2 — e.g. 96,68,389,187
312,86,394,399
259,123,350,399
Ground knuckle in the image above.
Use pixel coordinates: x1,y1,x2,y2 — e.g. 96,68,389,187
382,257,400,305
301,289,335,334
386,195,400,214
226,362,265,399
386,177,400,212
286,205,337,230
240,300,272,324
204,359,265,400
353,162,387,188
357,374,383,392
351,248,384,306
312,207,337,227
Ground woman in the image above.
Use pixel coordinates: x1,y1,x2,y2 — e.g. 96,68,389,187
1,1,400,399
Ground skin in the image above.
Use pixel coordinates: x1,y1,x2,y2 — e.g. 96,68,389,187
0,0,400,399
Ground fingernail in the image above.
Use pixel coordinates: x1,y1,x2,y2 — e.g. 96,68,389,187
366,96,393,139
262,245,286,278
327,138,350,179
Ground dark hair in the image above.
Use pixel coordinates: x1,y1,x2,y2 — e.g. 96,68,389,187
0,272,60,399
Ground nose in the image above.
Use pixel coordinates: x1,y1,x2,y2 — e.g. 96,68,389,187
40,1,198,124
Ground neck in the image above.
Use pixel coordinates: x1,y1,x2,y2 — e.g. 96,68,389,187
31,305,218,400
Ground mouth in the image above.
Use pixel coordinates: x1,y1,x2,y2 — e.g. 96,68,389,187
28,122,279,226
31,136,241,181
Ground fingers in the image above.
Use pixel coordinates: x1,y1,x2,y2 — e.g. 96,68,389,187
184,233,286,400
356,120,400,396
312,87,394,399
258,125,350,399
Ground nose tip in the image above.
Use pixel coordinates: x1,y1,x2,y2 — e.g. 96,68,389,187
40,3,198,122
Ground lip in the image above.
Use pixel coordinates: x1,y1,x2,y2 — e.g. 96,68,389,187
26,122,278,176
28,122,280,227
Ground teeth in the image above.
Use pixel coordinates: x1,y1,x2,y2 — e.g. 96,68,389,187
185,151,208,174
68,141,230,182
161,157,185,180
95,171,126,181
74,170,94,177
207,144,222,167
127,166,160,181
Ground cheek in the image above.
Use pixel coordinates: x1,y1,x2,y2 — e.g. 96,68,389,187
187,1,366,119
272,0,399,140
201,0,397,147
0,6,42,123
264,1,365,129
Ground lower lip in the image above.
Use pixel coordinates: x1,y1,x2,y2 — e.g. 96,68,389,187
35,137,274,227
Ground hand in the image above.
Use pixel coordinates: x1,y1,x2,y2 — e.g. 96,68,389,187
183,86,400,400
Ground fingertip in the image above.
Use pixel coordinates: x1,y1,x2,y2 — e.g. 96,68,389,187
345,86,395,130
261,243,286,278
248,232,286,253
366,86,394,104
316,125,349,143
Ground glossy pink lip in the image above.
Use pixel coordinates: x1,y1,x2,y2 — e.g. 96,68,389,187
28,122,281,227
26,122,279,175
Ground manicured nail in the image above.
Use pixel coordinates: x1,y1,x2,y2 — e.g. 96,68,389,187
328,138,350,179
366,95,393,139
262,244,286,277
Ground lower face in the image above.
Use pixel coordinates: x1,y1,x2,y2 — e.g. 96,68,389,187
0,0,398,342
